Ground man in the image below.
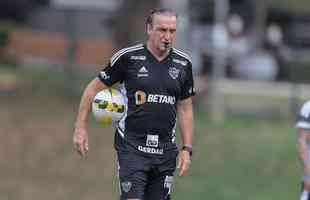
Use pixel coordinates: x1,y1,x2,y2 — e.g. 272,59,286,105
73,8,195,200
297,100,310,200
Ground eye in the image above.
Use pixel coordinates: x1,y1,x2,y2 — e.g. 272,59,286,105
170,29,176,34
159,28,167,33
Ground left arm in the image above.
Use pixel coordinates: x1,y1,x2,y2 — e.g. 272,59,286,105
177,97,193,176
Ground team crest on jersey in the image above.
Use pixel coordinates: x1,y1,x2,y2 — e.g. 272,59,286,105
121,181,132,193
168,67,180,79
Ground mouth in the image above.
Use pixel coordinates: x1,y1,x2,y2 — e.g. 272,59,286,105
163,41,170,48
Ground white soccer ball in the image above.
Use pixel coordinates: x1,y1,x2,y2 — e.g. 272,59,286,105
92,88,126,125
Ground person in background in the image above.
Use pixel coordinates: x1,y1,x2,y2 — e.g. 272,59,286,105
296,100,310,200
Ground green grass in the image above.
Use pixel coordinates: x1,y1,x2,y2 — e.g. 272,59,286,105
173,111,300,200
0,68,302,200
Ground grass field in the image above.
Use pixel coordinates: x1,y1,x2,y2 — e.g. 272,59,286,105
173,111,300,200
0,68,301,200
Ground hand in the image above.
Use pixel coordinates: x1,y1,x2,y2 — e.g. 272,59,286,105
73,127,89,157
305,179,310,191
177,150,191,177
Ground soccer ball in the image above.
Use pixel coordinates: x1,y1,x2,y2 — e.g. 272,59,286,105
92,88,126,124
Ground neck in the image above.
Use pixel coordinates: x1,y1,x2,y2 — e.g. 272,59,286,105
147,42,170,62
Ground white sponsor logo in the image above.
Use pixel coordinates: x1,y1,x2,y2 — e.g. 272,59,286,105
100,71,110,80
146,134,159,147
130,55,146,60
138,146,163,155
168,67,180,79
172,58,187,66
147,94,175,105
137,66,149,77
139,66,148,73
134,91,176,105
137,74,149,77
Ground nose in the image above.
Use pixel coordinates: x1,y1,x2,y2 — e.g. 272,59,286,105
164,31,171,41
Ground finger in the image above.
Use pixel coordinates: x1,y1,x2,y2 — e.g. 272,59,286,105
179,161,190,177
179,164,186,176
179,169,184,176
74,139,82,152
179,161,185,176
177,157,182,169
80,144,86,156
84,140,89,151
179,165,186,176
74,142,80,152
76,145,83,156
75,142,85,156
78,149,83,157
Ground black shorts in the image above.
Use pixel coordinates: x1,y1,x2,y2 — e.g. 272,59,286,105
117,151,177,200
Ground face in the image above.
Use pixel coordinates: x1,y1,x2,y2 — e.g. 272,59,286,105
147,14,177,54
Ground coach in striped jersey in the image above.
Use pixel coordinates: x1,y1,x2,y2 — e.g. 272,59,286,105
297,100,310,200
73,8,195,200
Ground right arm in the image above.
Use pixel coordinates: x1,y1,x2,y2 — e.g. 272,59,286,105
74,46,127,156
73,78,108,156
297,128,310,191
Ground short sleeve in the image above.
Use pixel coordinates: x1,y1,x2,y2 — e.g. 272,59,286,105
179,62,195,100
296,101,310,129
98,55,126,87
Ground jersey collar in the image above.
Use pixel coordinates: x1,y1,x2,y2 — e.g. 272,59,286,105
144,44,172,64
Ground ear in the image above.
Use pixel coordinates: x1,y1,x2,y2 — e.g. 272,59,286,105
147,24,152,35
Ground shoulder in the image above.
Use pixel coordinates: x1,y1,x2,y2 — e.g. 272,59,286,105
296,100,310,129
172,48,192,66
110,43,145,66
299,100,310,117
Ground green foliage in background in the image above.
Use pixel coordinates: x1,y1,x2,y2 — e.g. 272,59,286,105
0,21,15,46
0,22,17,66
0,31,8,46
277,58,310,83
289,59,310,83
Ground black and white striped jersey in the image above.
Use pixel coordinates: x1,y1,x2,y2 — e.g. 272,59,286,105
98,44,195,157
297,101,310,130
